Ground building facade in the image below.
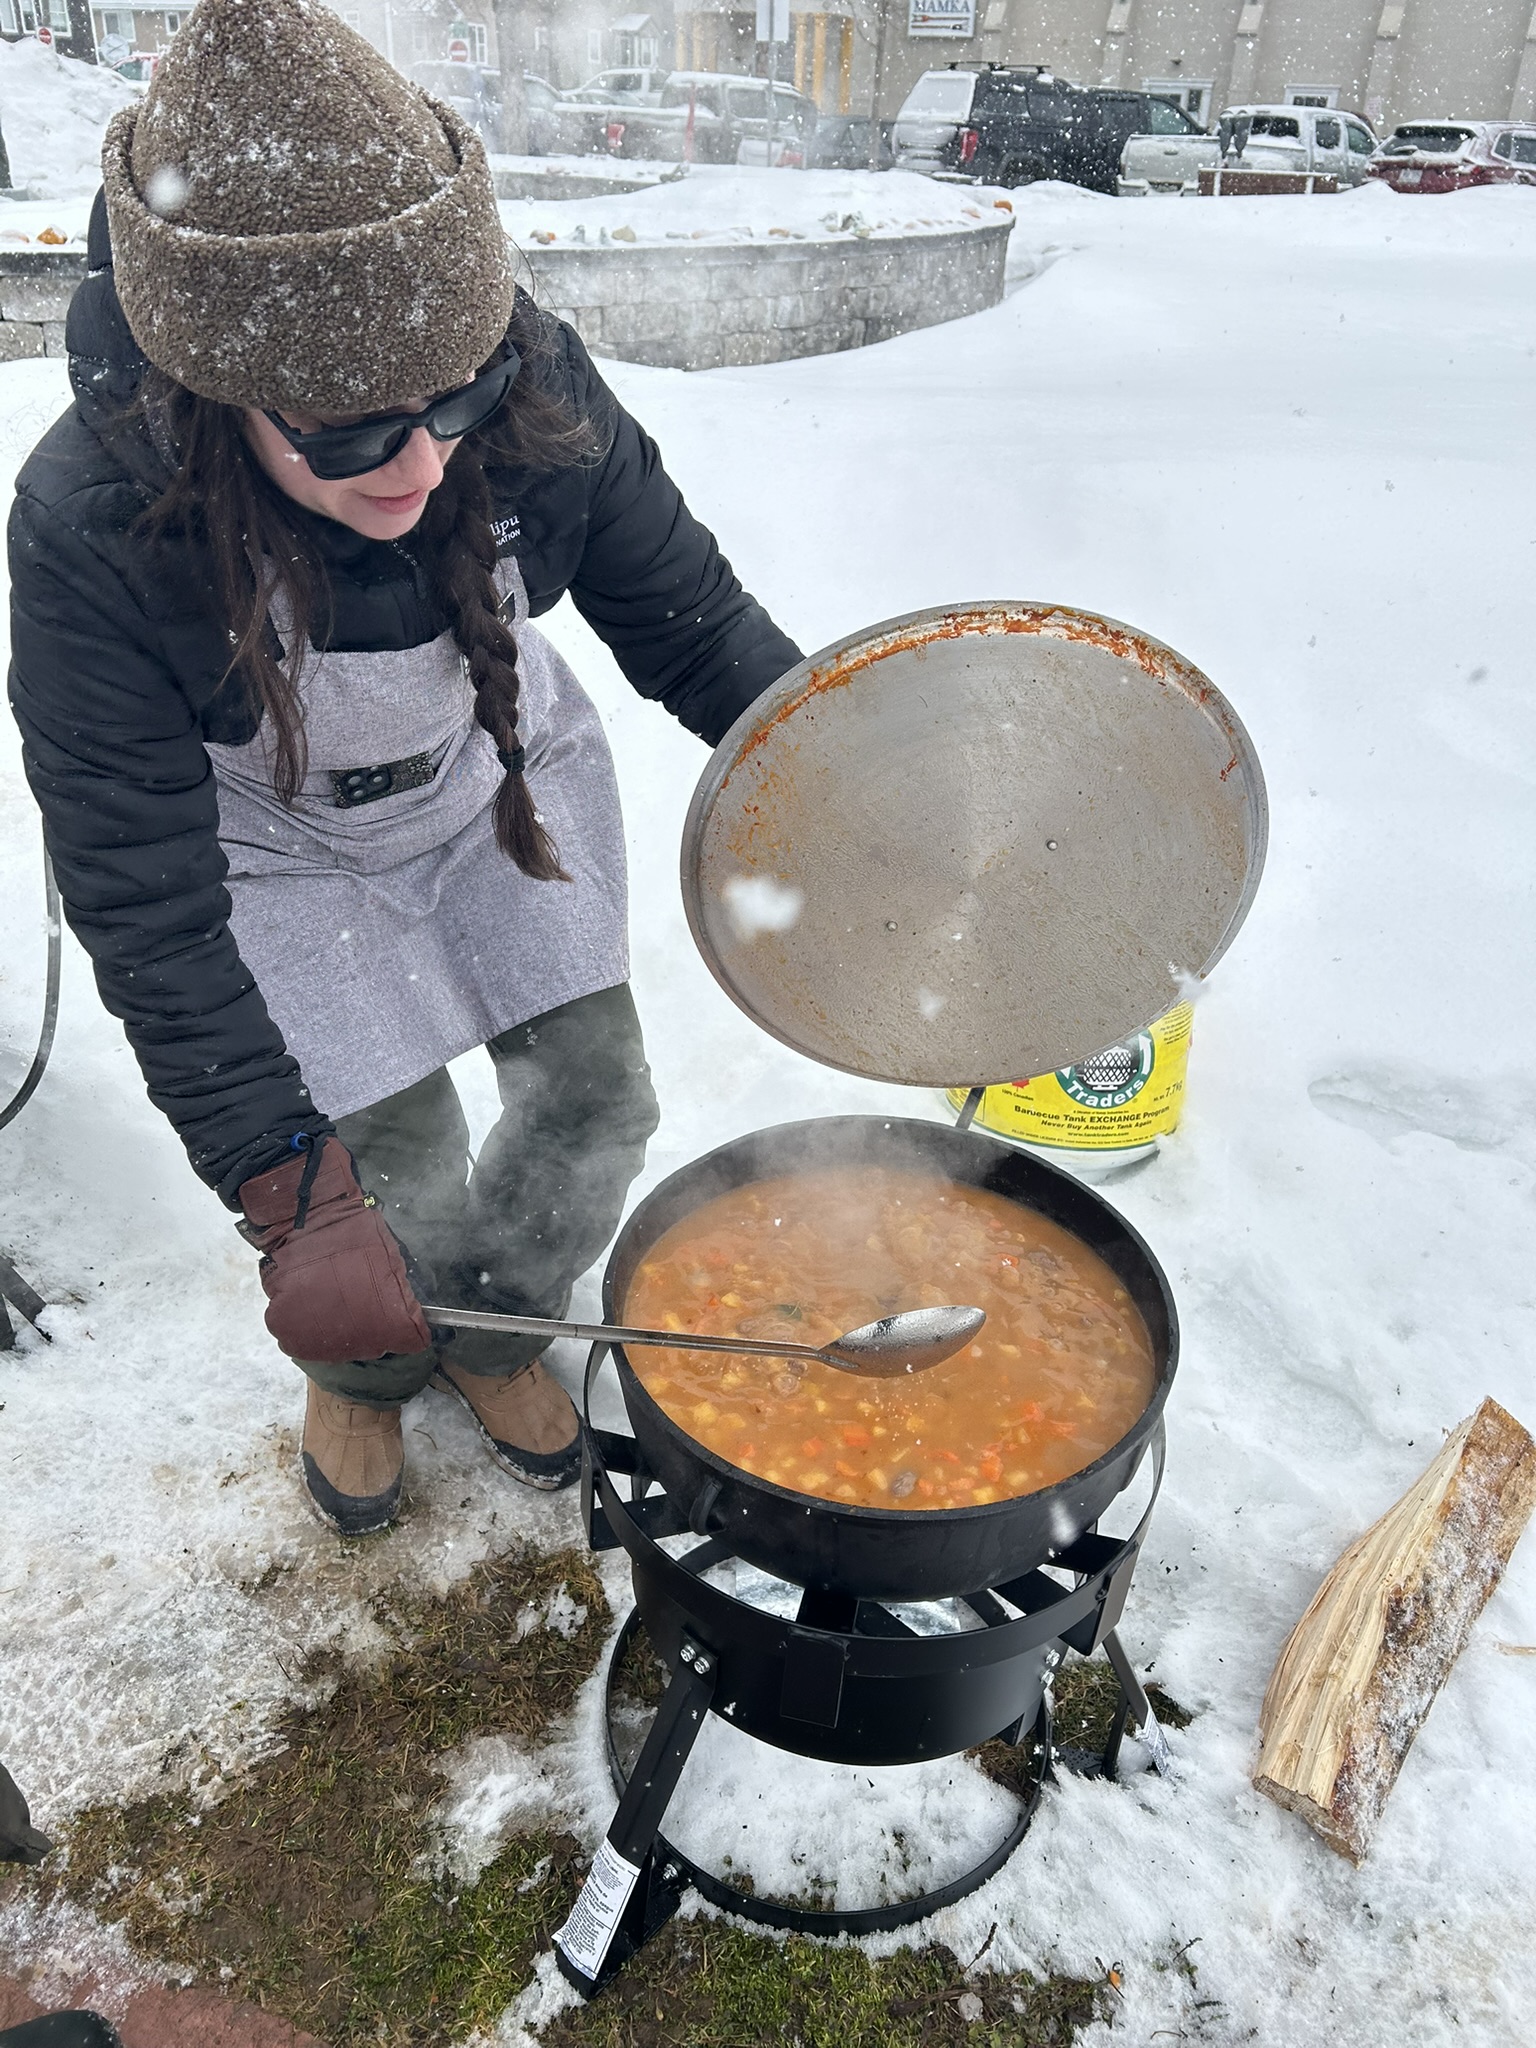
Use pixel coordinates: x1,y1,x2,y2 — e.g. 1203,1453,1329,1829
491,0,1536,127
3,1,97,65
860,0,1536,130
326,3,503,77
64,2,1536,127
673,4,857,110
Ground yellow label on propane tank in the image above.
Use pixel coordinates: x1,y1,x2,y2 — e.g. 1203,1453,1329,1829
946,1003,1194,1153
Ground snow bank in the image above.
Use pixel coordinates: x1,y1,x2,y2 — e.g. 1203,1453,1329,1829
499,163,1013,247
0,36,136,203
1,182,1534,2047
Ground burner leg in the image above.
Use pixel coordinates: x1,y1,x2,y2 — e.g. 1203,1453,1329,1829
1098,1688,1133,1781
555,1633,717,1996
1101,1629,1173,1777
0,1253,48,1349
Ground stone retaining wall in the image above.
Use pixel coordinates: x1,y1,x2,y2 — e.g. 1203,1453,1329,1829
492,164,665,201
0,250,87,360
525,218,1012,371
0,218,1011,376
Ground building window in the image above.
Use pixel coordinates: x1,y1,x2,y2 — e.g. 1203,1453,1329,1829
1286,85,1339,108
165,9,186,33
98,7,133,35
1143,79,1211,124
467,21,487,65
587,28,602,66
46,0,70,29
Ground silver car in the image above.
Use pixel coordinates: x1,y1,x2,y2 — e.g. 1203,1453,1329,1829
1119,104,1377,195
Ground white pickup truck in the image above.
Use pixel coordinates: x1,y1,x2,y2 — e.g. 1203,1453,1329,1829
1119,104,1378,195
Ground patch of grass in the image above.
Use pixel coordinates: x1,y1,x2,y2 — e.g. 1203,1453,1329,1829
5,1577,1175,2046
541,1923,1111,2048
1051,1653,1191,1759
15,1545,608,2048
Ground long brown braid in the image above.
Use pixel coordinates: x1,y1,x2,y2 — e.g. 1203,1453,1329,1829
416,432,566,879
134,295,597,882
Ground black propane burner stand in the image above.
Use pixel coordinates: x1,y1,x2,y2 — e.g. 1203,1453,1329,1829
555,1347,1169,1997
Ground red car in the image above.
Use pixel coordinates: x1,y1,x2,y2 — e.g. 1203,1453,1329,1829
1368,120,1536,191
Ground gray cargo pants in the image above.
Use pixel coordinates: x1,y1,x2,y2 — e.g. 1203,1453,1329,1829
298,983,660,1405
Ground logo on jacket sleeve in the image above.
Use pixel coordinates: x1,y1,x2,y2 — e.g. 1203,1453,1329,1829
491,515,522,552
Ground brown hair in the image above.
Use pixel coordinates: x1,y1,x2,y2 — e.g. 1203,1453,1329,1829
135,297,597,882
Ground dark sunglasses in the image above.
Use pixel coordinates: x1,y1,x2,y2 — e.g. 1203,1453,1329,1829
263,351,521,481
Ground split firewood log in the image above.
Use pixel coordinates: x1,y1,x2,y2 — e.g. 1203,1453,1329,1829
1254,1396,1536,1863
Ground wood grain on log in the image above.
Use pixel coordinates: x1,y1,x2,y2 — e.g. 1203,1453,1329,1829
1255,1397,1536,1863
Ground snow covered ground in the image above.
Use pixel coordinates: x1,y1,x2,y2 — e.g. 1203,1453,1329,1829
1,178,1534,2046
498,163,1012,247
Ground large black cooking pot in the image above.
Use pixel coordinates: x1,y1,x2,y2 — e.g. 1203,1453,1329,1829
602,1116,1176,1601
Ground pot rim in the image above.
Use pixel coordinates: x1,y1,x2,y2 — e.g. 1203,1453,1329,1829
602,1114,1177,1531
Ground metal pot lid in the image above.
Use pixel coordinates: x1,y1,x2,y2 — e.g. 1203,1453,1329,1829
681,600,1267,1088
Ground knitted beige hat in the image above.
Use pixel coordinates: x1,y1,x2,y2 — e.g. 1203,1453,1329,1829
101,0,514,414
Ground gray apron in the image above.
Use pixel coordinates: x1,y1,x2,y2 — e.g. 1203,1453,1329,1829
207,561,629,1120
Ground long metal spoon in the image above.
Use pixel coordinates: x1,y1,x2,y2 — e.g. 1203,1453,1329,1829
421,1302,985,1379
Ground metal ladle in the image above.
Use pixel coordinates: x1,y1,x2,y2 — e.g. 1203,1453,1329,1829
421,1302,985,1379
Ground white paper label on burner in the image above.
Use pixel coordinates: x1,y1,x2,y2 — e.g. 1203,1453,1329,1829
1139,1704,1175,1777
554,1837,642,1980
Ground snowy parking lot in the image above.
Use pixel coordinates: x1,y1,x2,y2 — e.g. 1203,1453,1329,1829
0,146,1532,2048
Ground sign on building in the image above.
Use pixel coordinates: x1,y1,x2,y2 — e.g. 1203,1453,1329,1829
908,0,975,36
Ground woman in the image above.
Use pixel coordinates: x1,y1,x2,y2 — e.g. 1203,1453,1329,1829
7,0,800,1536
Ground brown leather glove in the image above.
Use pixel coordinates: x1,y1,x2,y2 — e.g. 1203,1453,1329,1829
238,1137,432,1365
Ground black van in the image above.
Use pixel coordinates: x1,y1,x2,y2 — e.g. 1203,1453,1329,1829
892,65,1201,191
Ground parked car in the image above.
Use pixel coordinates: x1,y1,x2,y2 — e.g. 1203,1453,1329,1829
409,60,503,147
892,65,1201,192
1117,99,1218,194
1120,103,1377,195
407,63,580,156
1367,120,1536,191
522,76,578,157
542,83,634,156
576,67,668,106
807,115,896,172
606,74,819,165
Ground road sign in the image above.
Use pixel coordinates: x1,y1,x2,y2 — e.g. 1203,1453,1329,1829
446,36,470,63
754,0,789,44
35,24,52,47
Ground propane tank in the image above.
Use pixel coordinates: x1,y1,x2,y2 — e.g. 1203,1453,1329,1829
947,1002,1194,1179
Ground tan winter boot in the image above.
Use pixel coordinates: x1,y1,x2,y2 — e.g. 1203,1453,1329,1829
300,1383,404,1535
430,1355,582,1490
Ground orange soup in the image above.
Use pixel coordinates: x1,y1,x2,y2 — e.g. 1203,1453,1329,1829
623,1166,1156,1512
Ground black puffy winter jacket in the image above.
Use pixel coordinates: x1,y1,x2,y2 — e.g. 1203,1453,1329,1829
7,195,802,1206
